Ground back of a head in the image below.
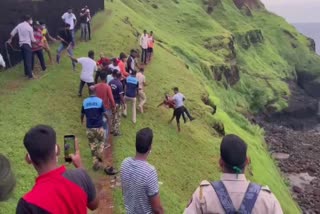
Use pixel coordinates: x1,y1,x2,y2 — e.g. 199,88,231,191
24,15,31,22
100,72,107,81
119,52,127,60
136,128,153,154
220,134,247,172
130,70,137,76
173,87,179,93
88,50,95,59
23,125,56,166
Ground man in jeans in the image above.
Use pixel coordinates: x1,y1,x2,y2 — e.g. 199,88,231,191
16,125,99,213
70,50,97,97
123,70,139,124
140,30,149,64
81,87,118,175
121,128,164,214
57,24,75,70
79,8,89,41
95,72,115,148
7,15,36,79
32,22,46,73
61,8,77,45
109,71,125,136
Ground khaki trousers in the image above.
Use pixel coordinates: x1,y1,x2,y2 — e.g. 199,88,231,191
138,90,147,113
123,96,137,123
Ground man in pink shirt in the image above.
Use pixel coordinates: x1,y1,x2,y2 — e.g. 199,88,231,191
94,72,115,148
136,68,147,113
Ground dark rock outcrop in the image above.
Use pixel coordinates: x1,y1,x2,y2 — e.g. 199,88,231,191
307,37,316,52
297,70,320,98
233,0,264,10
204,35,236,61
235,29,264,49
211,64,240,86
202,0,222,14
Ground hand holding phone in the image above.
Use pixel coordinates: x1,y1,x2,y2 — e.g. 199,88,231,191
64,135,75,163
70,138,83,168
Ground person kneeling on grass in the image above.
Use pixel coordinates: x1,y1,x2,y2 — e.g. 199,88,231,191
70,50,97,97
16,125,99,213
81,86,118,175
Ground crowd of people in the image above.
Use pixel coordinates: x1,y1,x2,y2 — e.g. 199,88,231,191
1,8,285,214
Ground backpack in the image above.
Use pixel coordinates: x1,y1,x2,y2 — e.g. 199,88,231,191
211,181,261,214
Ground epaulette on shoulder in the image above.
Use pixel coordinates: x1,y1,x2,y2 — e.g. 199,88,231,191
200,180,210,186
261,185,272,193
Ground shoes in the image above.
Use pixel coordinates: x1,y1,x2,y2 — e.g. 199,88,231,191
92,162,103,171
104,167,118,176
113,132,122,137
190,117,195,121
78,93,82,97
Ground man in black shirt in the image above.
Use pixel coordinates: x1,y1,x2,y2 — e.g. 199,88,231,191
56,24,75,70
80,8,89,41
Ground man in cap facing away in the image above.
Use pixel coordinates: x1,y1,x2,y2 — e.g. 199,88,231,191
184,134,283,214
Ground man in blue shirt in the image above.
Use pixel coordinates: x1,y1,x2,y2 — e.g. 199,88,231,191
123,70,139,124
81,86,117,175
109,71,125,136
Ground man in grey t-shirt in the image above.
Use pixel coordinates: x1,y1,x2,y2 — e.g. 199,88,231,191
120,128,164,214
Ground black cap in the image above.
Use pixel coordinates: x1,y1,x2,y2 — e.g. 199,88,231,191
220,134,247,170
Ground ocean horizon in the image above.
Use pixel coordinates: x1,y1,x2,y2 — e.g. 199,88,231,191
292,22,320,55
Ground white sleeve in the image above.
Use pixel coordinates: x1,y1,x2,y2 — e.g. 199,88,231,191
77,58,84,64
73,14,77,20
10,25,18,37
61,13,66,20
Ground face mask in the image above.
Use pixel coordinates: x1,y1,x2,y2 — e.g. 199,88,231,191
42,25,46,29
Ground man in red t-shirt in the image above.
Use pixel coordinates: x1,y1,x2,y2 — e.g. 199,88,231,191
94,72,116,148
32,23,46,72
16,125,98,213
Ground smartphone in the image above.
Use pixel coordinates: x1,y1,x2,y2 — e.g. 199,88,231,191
64,135,75,163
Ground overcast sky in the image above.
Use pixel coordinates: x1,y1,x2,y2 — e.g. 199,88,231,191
261,0,320,23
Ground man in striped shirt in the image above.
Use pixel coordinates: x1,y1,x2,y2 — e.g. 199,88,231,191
120,128,164,214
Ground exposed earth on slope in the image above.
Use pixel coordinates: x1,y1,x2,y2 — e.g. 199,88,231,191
255,82,320,213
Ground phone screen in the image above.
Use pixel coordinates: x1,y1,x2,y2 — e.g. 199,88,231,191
64,135,75,162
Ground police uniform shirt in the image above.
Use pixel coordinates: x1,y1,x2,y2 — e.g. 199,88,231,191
184,173,283,214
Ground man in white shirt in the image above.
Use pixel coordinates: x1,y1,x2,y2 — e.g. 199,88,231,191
7,15,36,79
0,54,6,69
62,8,77,45
108,58,120,71
172,87,195,132
70,51,97,97
139,30,149,64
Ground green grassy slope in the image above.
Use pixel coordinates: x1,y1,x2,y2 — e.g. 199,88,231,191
3,0,320,213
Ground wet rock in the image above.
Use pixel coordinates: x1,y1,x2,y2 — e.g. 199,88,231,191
272,152,290,160
293,186,303,194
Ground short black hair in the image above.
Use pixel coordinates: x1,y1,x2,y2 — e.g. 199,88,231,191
131,70,137,76
220,134,247,171
130,49,137,54
23,125,57,166
88,50,95,58
100,72,107,80
173,87,179,92
24,15,32,22
136,128,153,154
119,52,127,59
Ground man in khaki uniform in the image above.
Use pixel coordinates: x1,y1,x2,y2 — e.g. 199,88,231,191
184,134,283,214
